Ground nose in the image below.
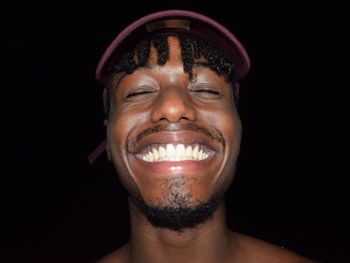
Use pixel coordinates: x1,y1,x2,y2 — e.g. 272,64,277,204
151,86,196,123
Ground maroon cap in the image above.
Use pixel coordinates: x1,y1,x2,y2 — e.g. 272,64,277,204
96,9,250,85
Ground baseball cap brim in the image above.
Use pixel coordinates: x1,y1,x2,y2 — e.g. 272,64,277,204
95,9,250,85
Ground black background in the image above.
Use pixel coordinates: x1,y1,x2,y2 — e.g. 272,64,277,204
3,1,349,262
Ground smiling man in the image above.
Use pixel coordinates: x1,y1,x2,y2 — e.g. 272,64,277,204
91,10,317,263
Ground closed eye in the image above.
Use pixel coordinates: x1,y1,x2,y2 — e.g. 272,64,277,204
192,89,220,95
190,86,222,99
123,86,158,102
125,90,155,98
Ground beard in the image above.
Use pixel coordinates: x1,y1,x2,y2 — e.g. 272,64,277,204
131,191,222,232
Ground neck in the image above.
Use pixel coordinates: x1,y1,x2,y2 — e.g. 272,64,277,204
123,199,237,263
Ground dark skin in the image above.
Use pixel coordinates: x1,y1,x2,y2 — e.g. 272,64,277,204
98,36,317,263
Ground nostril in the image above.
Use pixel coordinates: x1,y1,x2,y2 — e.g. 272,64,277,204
152,107,196,123
151,90,196,123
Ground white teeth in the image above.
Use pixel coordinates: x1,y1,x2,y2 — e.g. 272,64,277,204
152,148,159,161
159,146,166,159
166,144,175,158
198,150,203,160
176,144,185,158
140,143,211,162
193,145,199,159
148,151,154,162
185,145,193,159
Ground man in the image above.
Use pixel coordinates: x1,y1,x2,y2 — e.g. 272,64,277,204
90,10,317,263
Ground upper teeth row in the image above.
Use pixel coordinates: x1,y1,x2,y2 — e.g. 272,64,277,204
140,144,209,162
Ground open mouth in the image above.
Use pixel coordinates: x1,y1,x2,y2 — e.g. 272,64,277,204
127,130,223,175
135,143,215,162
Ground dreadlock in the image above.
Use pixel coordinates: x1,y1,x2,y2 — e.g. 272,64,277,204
106,34,238,117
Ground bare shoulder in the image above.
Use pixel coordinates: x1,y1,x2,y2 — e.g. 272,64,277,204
96,244,127,263
233,232,319,263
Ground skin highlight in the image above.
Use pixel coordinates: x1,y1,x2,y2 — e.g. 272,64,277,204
98,36,318,263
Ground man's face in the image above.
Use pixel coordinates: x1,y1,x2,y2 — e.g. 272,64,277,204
107,36,242,229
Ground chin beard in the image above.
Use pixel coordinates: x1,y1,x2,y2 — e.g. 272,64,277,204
132,192,222,232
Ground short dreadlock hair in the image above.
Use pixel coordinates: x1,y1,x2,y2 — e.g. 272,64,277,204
105,33,239,118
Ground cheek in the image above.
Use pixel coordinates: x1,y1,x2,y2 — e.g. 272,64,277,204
107,116,125,157
219,109,242,160
107,116,128,180
201,106,242,189
106,109,131,168
107,116,140,196
108,105,148,149
225,113,242,149
107,108,150,189
201,103,241,144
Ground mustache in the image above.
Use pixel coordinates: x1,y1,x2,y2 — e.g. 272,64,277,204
127,122,225,152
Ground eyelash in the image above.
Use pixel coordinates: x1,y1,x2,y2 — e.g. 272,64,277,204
125,90,155,98
192,89,220,95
